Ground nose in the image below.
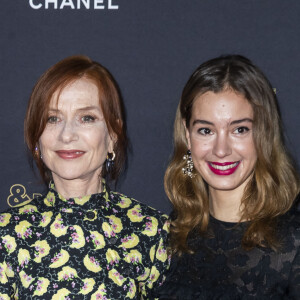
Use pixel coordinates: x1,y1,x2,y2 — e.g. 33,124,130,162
59,120,79,143
212,133,232,158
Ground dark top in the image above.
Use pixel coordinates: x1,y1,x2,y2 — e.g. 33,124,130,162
0,182,169,299
157,209,300,300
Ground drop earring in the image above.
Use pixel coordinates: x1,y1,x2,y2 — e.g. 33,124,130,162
182,150,194,178
106,151,115,173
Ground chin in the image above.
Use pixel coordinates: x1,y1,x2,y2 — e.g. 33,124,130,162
206,176,251,193
209,185,240,192
52,170,87,181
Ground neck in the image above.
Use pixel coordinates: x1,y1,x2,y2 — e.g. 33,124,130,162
209,189,243,222
52,175,103,199
208,180,250,222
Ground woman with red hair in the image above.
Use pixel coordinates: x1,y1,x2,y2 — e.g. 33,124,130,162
0,55,169,299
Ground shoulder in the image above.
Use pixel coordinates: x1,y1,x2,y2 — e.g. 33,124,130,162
109,190,169,223
0,194,47,232
279,205,300,229
0,195,47,263
107,191,169,245
277,206,300,248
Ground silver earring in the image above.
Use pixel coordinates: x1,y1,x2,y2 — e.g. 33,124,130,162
182,150,194,178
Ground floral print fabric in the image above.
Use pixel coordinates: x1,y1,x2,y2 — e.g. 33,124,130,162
0,183,169,299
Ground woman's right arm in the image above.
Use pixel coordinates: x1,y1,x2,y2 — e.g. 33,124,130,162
0,212,17,299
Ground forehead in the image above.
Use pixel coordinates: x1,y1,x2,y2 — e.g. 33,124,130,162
49,78,100,109
192,90,253,120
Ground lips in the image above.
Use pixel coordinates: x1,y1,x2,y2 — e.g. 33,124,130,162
208,161,240,175
56,150,85,159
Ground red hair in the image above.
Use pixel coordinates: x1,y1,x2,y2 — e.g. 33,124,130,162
24,55,127,183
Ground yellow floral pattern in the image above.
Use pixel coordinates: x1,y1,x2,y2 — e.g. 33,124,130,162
0,214,11,227
0,183,169,299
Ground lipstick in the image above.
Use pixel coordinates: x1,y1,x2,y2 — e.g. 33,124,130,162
208,161,240,176
56,150,85,160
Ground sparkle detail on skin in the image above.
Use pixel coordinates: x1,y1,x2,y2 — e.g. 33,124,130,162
209,162,240,171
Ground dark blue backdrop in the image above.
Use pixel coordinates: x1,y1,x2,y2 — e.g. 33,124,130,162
0,0,299,213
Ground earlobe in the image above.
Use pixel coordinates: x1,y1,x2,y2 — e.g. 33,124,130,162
108,136,115,154
183,119,191,149
186,130,191,149
108,119,121,152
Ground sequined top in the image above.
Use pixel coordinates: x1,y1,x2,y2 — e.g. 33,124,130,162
157,208,300,299
0,183,169,299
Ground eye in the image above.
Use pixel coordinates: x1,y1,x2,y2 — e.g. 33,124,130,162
47,116,59,124
233,126,250,134
81,115,96,123
197,128,212,135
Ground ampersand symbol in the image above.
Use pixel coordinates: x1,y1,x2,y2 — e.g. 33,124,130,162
7,184,31,207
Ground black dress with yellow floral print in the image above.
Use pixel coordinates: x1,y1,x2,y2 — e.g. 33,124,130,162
0,183,169,299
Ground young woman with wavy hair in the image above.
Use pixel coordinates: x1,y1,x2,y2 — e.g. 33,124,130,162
158,55,300,299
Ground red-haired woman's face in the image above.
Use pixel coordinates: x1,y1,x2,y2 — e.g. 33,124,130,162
39,78,113,187
185,90,257,197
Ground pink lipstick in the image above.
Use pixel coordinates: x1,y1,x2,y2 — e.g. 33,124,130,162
208,161,240,176
56,150,85,160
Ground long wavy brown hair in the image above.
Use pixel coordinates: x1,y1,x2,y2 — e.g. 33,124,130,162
165,55,300,254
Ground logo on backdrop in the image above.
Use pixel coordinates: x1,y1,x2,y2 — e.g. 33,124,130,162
29,0,119,10
7,184,41,208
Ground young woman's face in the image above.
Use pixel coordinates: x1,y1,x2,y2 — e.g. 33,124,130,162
39,78,113,184
185,89,257,194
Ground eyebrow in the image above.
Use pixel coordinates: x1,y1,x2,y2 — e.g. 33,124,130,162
192,118,253,126
76,106,101,112
48,106,101,112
